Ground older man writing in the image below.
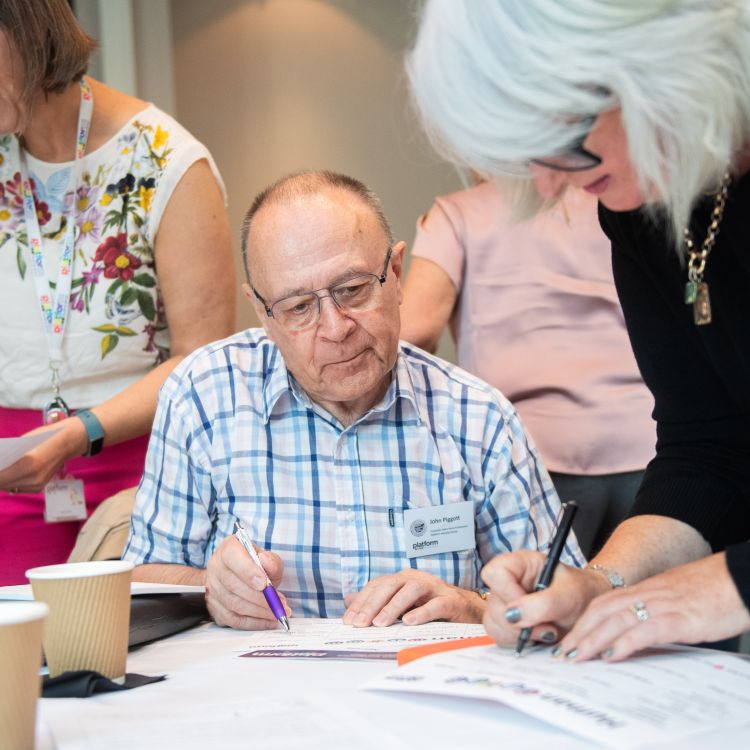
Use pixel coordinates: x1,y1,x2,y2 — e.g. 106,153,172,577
124,171,582,630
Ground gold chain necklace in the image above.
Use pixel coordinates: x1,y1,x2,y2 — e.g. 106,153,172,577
683,170,732,325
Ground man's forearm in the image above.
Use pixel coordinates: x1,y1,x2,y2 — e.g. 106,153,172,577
591,515,712,585
132,563,207,586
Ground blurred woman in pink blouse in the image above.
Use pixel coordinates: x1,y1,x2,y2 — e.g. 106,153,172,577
401,180,654,558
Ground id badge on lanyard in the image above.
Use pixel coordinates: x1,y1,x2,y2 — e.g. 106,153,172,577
19,79,93,522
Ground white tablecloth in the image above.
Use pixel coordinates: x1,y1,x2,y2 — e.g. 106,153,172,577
36,623,750,750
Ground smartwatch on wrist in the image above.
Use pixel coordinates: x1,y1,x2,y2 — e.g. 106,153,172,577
75,409,105,457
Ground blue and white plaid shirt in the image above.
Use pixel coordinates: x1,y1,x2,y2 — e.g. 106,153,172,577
124,329,582,616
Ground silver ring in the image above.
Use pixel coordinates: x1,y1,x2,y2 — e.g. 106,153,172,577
630,601,649,623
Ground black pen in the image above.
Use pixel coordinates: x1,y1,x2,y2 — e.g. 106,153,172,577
515,501,578,658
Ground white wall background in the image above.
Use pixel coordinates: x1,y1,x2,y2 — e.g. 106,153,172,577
77,0,460,359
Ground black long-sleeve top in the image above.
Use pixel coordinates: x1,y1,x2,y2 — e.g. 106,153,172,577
599,170,750,610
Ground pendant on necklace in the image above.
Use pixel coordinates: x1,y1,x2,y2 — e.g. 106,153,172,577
693,282,712,325
684,280,698,304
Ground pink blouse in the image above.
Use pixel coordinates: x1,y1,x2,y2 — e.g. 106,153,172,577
410,182,655,475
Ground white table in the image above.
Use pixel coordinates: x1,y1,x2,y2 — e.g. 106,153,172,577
36,623,750,750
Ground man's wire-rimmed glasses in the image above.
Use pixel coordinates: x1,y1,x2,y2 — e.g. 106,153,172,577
251,246,393,332
529,116,601,172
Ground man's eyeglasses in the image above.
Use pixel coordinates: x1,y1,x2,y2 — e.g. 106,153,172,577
252,247,393,332
529,116,601,172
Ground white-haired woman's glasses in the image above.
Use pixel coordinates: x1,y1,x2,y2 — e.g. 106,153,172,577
530,116,601,172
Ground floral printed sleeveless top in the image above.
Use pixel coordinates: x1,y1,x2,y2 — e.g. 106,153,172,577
0,104,223,410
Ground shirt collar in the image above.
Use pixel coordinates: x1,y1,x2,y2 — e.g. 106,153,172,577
261,344,422,425
364,349,422,424
261,346,295,422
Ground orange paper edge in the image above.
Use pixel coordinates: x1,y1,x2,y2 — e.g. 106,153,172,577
397,635,495,665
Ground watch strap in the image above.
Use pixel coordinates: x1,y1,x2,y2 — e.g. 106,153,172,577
76,409,105,457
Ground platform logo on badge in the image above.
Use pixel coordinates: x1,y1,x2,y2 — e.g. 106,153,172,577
410,519,426,537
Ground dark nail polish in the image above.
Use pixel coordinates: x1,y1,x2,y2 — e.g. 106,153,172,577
505,607,522,623
565,648,578,660
551,645,563,657
540,630,557,643
601,647,614,659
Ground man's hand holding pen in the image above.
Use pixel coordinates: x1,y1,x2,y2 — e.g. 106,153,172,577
205,535,292,630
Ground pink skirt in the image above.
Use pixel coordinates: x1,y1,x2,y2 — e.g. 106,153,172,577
0,407,149,585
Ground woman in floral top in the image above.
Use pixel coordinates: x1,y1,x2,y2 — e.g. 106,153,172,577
0,0,236,583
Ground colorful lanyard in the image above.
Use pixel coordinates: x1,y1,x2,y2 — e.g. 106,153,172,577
17,78,93,400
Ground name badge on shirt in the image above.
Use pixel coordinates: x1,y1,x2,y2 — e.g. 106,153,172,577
44,478,87,523
403,501,475,559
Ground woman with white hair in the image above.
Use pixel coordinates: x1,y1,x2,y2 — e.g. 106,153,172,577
407,0,750,661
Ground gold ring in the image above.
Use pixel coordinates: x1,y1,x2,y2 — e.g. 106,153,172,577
630,601,649,623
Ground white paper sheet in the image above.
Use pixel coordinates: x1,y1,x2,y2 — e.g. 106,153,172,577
0,581,205,601
236,617,485,657
364,643,750,748
44,694,410,750
130,582,205,596
0,428,62,472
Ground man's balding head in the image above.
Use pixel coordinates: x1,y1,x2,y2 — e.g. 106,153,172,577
240,171,393,284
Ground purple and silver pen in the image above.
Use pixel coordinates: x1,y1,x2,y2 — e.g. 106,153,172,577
234,520,290,632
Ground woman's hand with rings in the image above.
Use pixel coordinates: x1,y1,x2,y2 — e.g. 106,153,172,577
554,552,750,662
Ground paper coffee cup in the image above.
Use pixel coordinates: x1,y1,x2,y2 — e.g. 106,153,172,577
0,601,49,750
26,560,133,680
